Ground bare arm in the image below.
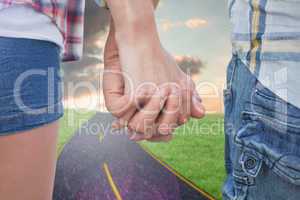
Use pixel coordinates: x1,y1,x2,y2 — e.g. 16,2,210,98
105,0,160,45
103,0,205,141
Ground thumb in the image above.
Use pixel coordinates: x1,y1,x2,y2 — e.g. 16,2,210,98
103,18,136,117
103,63,135,117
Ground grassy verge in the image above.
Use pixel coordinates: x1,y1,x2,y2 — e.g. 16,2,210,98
57,109,96,156
141,114,225,200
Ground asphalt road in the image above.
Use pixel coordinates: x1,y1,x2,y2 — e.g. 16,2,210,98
53,112,215,200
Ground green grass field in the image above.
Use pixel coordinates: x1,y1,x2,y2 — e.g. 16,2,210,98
141,114,226,199
58,111,225,199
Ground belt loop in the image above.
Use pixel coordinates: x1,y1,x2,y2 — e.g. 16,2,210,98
228,55,238,89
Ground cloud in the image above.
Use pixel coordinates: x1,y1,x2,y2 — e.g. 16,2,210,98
185,18,208,29
175,55,204,75
160,19,181,31
160,18,208,32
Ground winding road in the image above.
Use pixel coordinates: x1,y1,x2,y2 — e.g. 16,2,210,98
53,112,215,200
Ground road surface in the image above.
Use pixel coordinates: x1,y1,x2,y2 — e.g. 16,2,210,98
53,112,215,200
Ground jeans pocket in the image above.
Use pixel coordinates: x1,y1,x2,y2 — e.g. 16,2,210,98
235,80,300,185
249,81,300,133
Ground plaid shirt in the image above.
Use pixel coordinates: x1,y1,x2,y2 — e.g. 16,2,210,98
229,0,300,75
229,0,300,108
0,0,106,62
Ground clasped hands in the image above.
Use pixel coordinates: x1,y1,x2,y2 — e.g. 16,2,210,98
103,21,205,142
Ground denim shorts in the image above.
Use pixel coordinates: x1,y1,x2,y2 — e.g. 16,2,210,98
0,37,63,135
222,55,300,200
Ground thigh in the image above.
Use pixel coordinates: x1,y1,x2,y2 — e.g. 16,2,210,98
0,121,59,200
0,37,63,200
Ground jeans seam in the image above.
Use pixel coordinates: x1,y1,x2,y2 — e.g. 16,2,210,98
228,56,238,89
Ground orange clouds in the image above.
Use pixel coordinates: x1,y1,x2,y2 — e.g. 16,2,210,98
160,18,208,32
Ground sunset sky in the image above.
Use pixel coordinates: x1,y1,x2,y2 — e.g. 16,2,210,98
63,0,232,113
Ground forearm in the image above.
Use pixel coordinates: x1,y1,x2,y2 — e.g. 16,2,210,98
105,0,161,45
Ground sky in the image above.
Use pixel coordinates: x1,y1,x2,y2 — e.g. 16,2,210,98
63,0,233,113
155,0,232,113
156,0,231,79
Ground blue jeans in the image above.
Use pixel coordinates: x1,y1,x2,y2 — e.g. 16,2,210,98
223,55,300,200
0,37,63,135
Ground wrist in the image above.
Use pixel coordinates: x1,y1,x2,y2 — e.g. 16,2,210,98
114,14,160,45
115,28,161,49
116,29,163,58
106,0,160,45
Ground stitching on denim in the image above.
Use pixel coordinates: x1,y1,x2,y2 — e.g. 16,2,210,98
254,90,300,117
228,57,238,89
242,111,300,132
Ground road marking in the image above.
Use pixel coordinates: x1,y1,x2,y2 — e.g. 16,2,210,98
99,131,104,143
139,144,216,200
103,163,123,200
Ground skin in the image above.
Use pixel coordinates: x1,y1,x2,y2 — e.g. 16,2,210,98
0,122,59,200
104,0,205,141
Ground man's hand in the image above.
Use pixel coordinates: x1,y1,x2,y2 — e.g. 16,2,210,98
103,18,205,142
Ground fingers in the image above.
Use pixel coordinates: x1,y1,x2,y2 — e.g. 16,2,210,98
156,88,181,135
111,107,136,129
127,87,169,137
179,87,205,122
111,84,157,130
146,134,173,142
191,92,206,118
128,86,179,142
128,132,152,142
125,85,204,141
128,131,173,143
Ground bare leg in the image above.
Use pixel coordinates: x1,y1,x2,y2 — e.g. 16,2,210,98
0,121,59,200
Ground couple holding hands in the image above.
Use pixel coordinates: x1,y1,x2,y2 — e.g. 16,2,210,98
1,0,300,200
